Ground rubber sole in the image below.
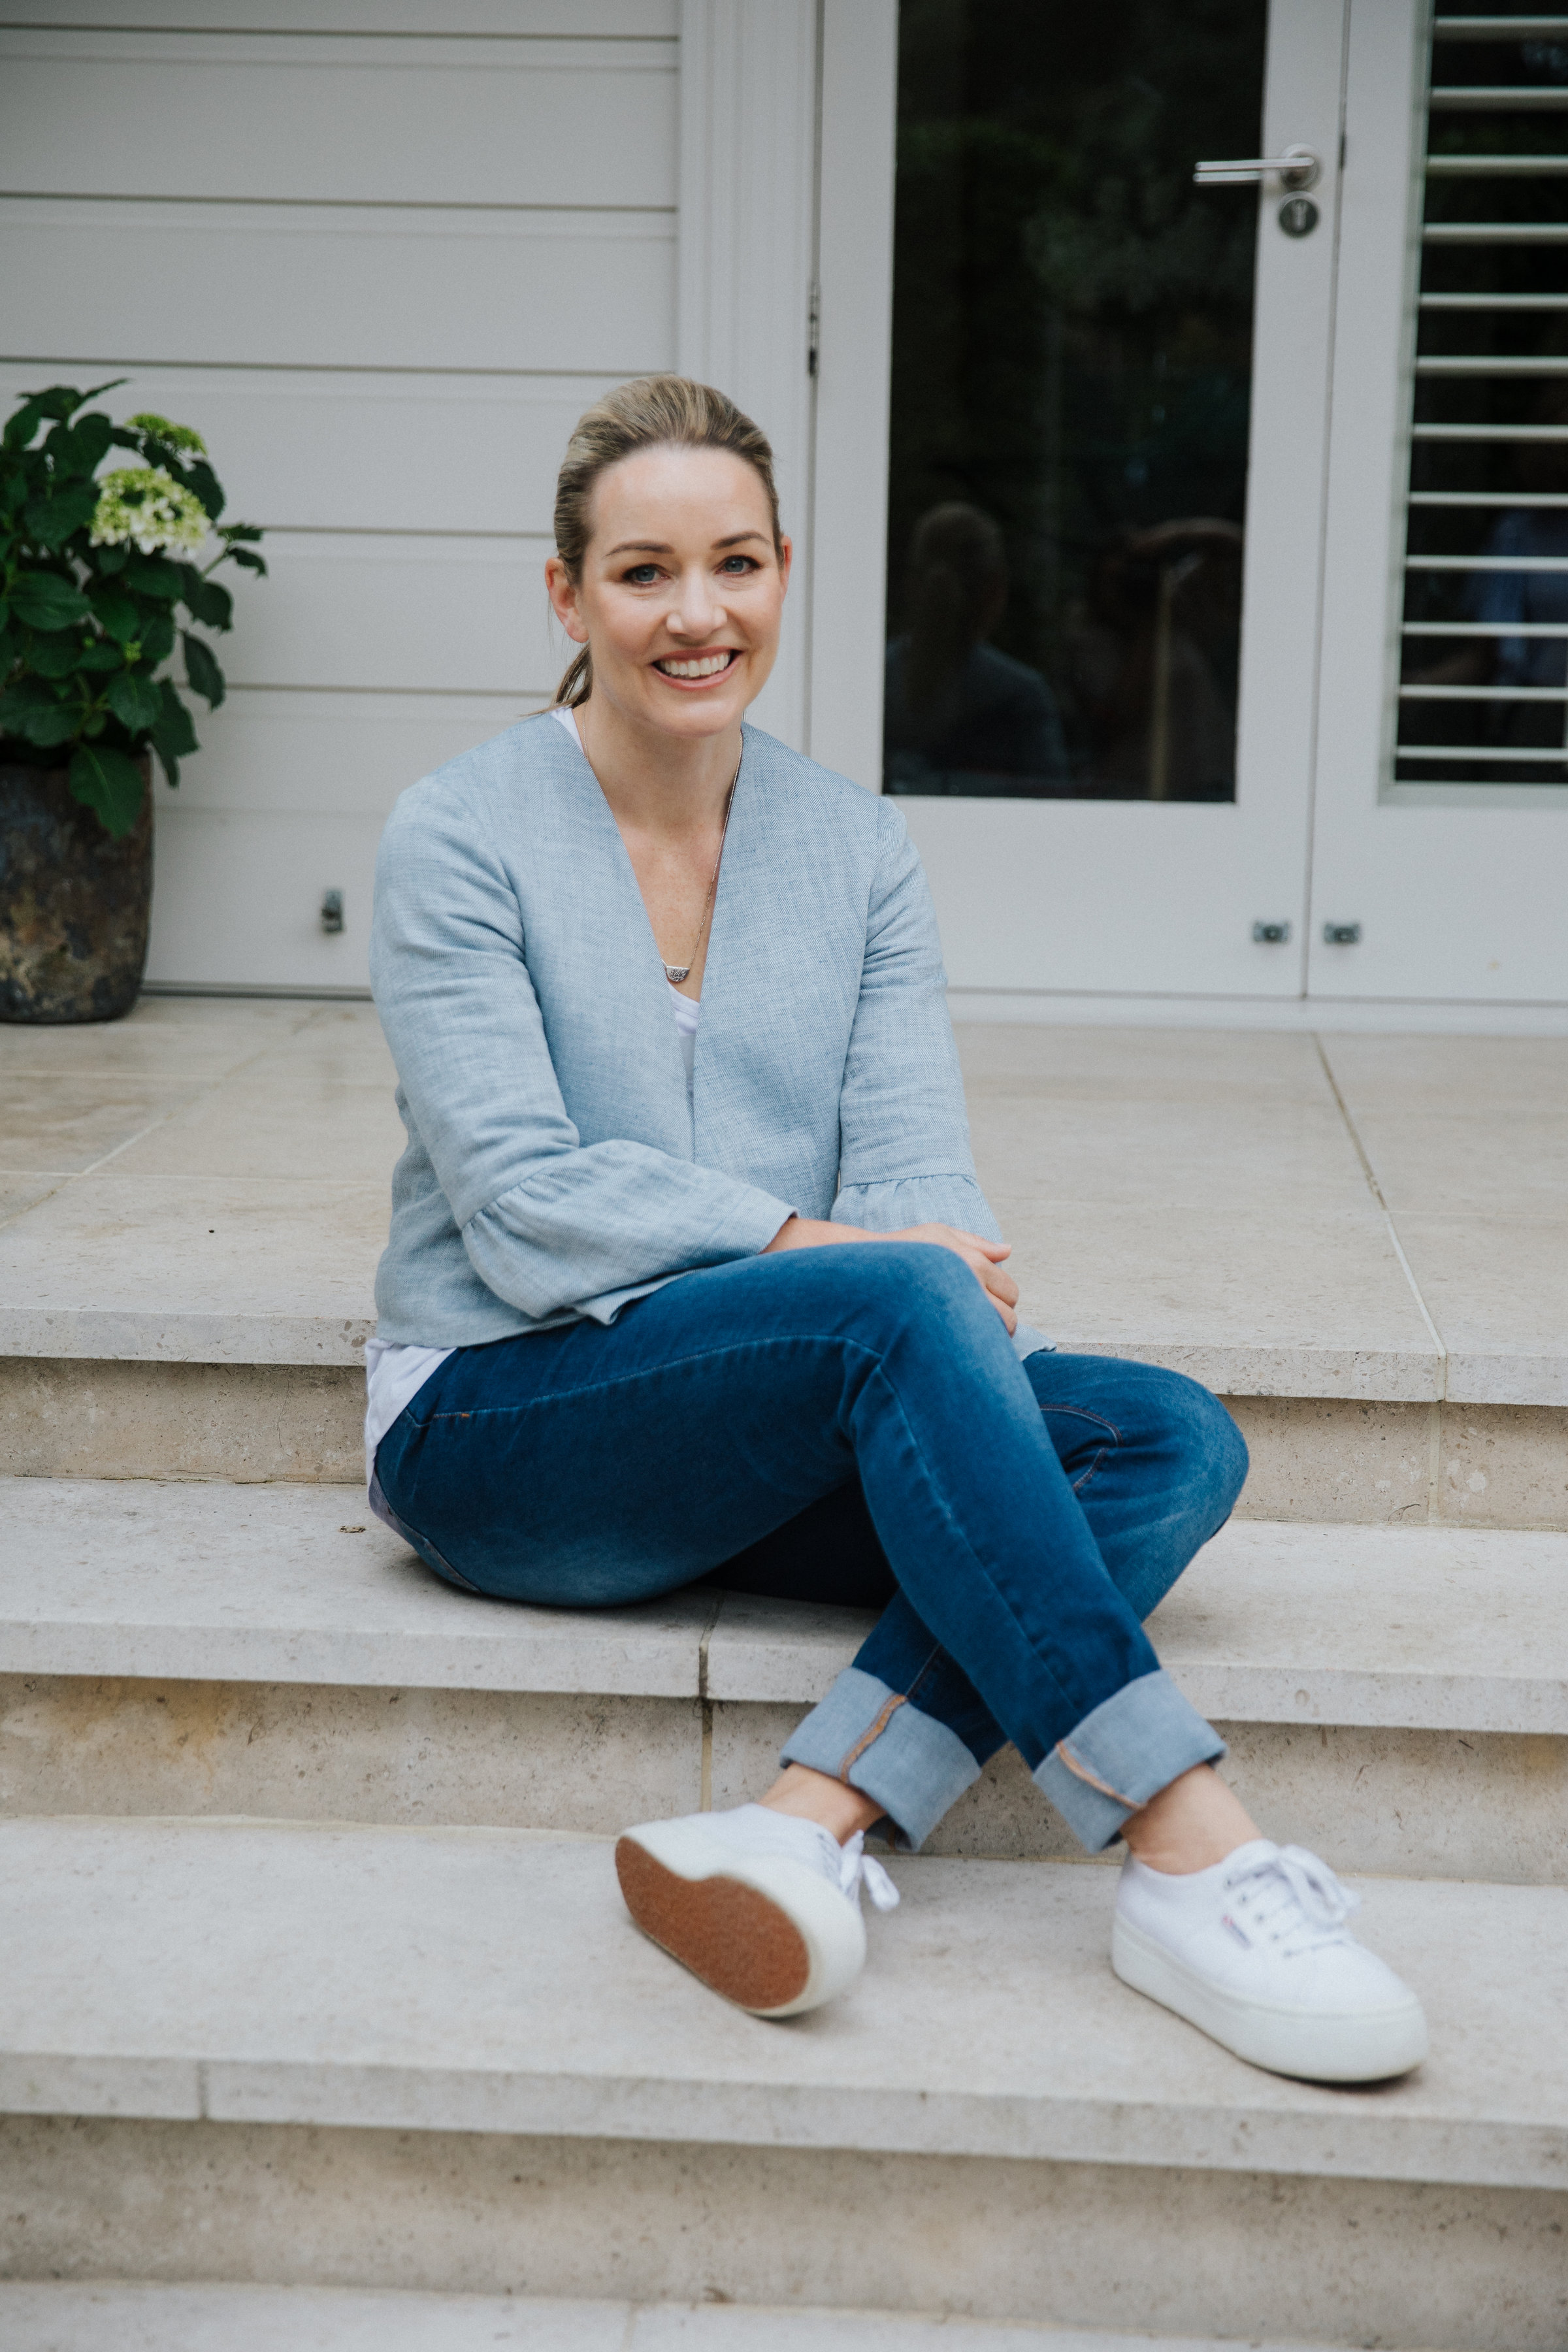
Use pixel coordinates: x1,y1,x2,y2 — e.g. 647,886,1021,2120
1112,1914,1429,2083
616,1835,813,2014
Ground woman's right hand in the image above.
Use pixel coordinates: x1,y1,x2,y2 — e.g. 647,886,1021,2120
763,1216,1019,1334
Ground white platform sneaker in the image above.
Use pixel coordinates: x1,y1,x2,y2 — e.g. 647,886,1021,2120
1113,1837,1428,2082
615,1803,901,2017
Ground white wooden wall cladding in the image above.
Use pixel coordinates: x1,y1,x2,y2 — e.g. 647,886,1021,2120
0,4,681,989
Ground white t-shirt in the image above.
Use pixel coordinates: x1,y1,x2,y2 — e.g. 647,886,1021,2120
365,702,701,1486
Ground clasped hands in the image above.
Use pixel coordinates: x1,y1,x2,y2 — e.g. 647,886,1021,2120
762,1215,1020,1335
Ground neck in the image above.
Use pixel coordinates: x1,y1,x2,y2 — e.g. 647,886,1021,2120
574,691,741,840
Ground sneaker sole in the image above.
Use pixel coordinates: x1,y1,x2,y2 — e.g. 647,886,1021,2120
1112,1914,1429,2083
615,1821,866,2018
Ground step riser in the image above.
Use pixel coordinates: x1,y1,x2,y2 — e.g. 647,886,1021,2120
5,1360,1567,1529
3,2117,1562,2352
5,1677,1560,1883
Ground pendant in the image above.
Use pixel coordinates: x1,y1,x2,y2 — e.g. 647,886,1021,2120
663,964,691,985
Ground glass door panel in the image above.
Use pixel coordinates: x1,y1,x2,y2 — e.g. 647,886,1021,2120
876,0,1347,1002
883,1,1264,806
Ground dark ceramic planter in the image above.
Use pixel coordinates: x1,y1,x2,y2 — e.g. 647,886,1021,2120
0,757,153,1024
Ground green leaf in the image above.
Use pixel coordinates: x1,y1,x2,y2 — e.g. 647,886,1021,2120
122,552,183,600
68,742,145,836
150,679,199,785
105,670,163,732
11,572,92,630
76,638,123,672
3,399,50,453
93,544,129,575
176,566,232,631
185,459,224,522
228,547,268,576
222,523,265,544
0,691,82,749
28,631,84,679
89,587,142,645
138,608,175,666
182,630,225,709
22,479,99,549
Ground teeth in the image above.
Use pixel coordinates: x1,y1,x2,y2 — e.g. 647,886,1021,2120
657,653,733,678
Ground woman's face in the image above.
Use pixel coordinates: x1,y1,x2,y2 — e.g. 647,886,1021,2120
546,444,791,740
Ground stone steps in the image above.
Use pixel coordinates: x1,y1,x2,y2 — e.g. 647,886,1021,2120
0,1815,1561,2349
0,2282,1459,2352
3,1477,1562,1881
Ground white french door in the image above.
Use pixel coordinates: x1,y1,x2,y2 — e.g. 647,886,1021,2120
809,0,1568,1012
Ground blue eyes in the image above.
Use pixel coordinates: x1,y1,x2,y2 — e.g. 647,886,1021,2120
620,556,759,585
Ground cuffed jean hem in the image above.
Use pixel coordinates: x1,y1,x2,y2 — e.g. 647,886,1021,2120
1033,1668,1227,1854
779,1665,982,1851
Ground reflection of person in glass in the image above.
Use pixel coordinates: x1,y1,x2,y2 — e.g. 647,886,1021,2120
884,502,1068,795
1066,519,1242,802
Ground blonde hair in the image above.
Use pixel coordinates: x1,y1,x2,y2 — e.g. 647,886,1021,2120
550,374,783,708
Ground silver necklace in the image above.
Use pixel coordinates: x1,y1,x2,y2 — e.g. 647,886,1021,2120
661,756,741,987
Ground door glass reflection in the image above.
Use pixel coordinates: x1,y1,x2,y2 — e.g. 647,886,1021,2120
883,1,1266,802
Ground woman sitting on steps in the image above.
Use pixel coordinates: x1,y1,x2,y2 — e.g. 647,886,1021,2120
365,374,1426,2085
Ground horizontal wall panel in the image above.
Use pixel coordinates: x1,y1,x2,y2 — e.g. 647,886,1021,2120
0,201,675,372
220,534,560,693
0,33,676,208
0,366,615,535
1,4,678,33
147,807,388,991
156,689,546,817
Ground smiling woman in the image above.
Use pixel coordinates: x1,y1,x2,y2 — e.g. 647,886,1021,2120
361,374,1426,2084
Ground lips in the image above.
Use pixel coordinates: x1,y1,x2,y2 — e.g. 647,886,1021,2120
655,651,738,680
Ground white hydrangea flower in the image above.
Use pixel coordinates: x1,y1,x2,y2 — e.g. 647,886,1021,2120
90,466,209,556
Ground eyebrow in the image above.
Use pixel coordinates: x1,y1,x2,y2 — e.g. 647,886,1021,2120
603,531,770,557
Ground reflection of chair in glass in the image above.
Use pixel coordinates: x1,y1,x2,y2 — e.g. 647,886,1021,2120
883,503,1069,796
1066,520,1243,802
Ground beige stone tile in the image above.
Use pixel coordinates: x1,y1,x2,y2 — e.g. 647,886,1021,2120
1394,1215,1568,1405
0,1359,365,1482
956,1022,1332,1105
110,1067,406,1183
1224,1397,1438,1524
1349,1108,1568,1218
970,1094,1365,1211
0,2283,631,2352
0,1679,702,1837
1440,1403,1568,1528
0,1174,384,1360
3,2121,1562,2352
0,995,317,1077
0,1172,63,1224
996,1200,1442,1399
0,1071,203,1175
1323,1031,1568,1113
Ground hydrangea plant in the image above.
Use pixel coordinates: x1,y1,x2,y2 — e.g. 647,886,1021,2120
0,380,266,836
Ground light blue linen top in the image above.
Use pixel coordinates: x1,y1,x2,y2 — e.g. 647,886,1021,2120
369,713,1045,1358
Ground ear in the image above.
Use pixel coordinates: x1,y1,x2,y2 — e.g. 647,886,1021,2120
777,534,793,596
545,554,589,645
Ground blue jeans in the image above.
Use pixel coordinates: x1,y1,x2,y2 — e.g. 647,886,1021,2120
373,1243,1247,1852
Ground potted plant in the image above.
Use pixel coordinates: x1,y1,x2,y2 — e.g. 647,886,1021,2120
0,380,265,1022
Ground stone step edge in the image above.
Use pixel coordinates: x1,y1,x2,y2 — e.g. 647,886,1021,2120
1,1817,1560,2195
5,1310,1567,1409
0,2279,1442,2352
5,1479,1566,1736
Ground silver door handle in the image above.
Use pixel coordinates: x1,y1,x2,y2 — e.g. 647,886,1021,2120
1194,144,1320,190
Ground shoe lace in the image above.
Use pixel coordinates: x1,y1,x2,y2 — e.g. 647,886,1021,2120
1225,1844,1359,1957
837,1831,900,1914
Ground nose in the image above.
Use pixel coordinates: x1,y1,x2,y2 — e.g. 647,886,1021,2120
666,566,725,641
